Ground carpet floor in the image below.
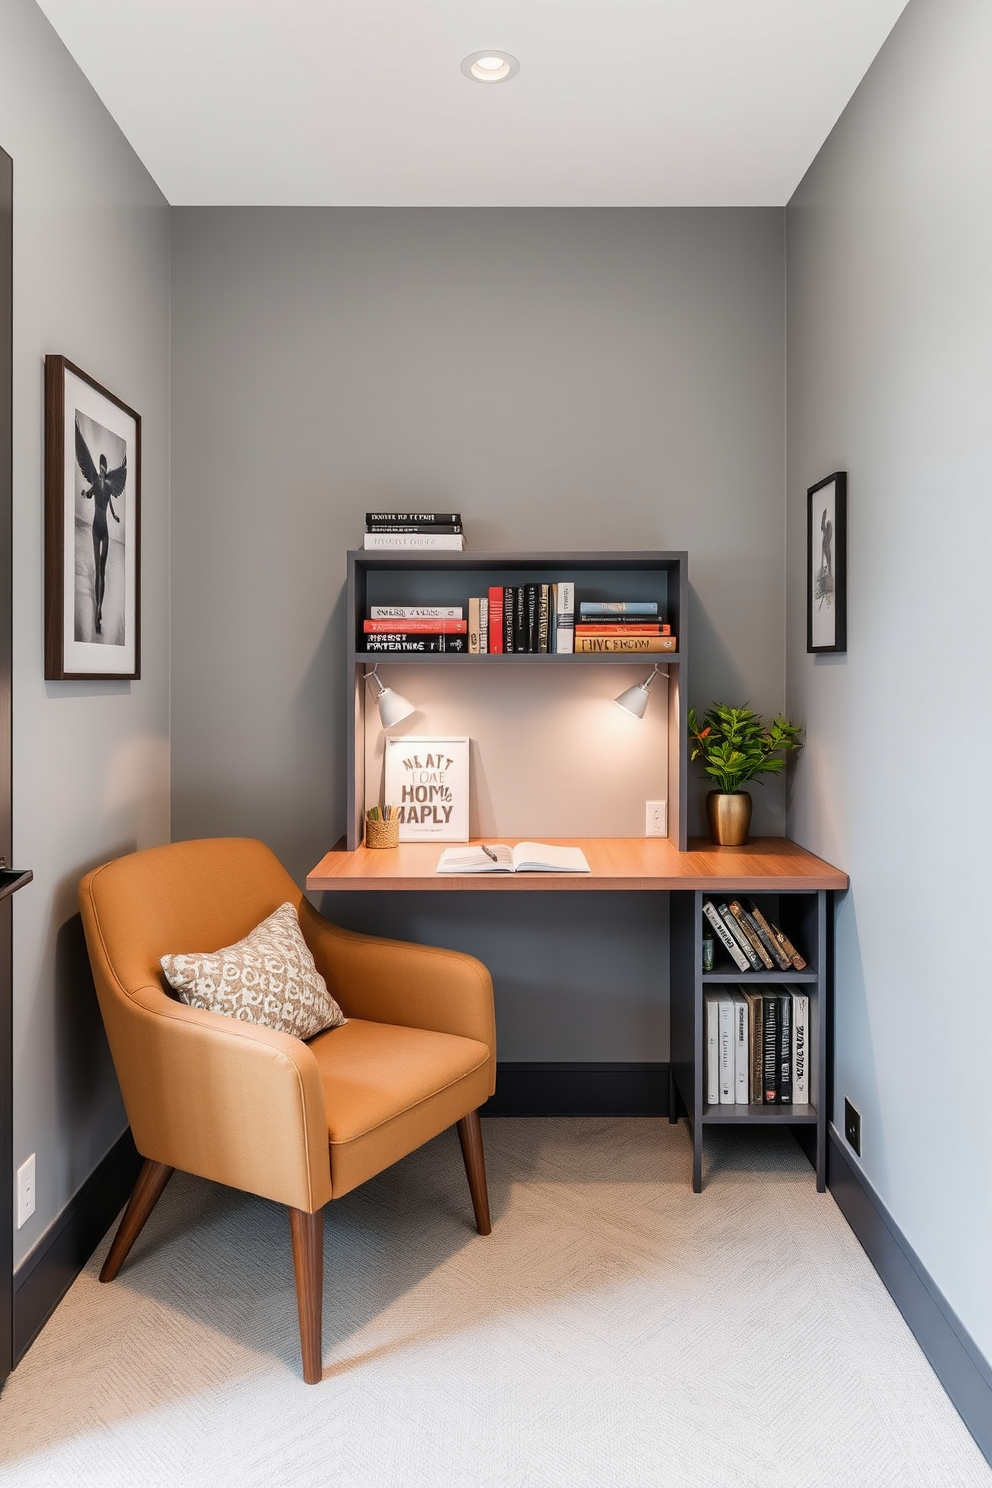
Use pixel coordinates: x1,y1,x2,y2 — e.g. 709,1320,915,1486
1,1118,989,1488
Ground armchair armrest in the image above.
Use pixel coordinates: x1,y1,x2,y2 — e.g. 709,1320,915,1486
299,901,496,1057
113,985,331,1212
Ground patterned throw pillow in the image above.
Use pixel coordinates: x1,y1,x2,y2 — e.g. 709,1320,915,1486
160,902,346,1040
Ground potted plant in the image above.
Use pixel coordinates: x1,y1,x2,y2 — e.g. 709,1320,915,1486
688,703,802,845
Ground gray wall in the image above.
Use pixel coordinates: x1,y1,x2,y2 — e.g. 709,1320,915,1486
170,207,786,1060
0,0,171,1270
787,0,992,1361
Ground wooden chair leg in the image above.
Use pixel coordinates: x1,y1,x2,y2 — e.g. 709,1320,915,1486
289,1206,324,1384
456,1109,492,1236
100,1159,175,1283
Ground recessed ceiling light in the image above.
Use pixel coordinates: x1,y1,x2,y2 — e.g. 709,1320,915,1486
461,51,519,84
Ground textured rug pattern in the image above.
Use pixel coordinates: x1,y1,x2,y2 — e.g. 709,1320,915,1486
1,1119,989,1487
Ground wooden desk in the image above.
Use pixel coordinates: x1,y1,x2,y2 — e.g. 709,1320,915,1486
307,836,847,894
307,836,848,1192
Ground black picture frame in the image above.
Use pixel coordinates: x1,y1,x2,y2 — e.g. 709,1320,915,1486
44,355,141,680
807,471,846,654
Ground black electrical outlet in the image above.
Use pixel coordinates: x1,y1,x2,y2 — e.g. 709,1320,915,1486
844,1098,861,1156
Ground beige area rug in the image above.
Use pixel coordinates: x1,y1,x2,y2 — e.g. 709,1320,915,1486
1,1118,989,1488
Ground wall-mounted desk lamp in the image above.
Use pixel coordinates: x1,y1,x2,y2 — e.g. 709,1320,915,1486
613,664,669,720
364,668,417,728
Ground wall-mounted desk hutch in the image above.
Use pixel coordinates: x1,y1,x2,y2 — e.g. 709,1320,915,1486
310,550,848,1191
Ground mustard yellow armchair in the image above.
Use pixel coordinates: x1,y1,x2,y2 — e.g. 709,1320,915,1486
78,837,496,1383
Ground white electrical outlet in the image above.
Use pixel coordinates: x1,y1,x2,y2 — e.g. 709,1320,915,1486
645,800,667,837
17,1153,36,1228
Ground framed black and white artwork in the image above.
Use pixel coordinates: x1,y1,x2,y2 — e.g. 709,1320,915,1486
44,355,140,680
807,471,847,654
384,736,470,841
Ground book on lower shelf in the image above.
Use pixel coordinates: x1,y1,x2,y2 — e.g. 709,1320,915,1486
436,842,591,875
701,903,809,977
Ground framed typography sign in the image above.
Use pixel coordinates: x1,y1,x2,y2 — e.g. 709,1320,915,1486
383,736,470,841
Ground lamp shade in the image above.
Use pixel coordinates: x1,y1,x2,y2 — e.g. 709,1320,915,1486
365,668,417,729
613,680,652,720
613,664,668,720
377,685,416,729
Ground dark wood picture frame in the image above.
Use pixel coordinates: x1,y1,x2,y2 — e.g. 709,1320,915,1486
44,355,140,680
807,471,847,654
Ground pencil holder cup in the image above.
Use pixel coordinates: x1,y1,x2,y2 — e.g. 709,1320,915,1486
365,816,399,849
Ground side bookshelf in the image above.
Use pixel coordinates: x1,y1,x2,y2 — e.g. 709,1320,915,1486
346,550,689,851
669,888,830,1192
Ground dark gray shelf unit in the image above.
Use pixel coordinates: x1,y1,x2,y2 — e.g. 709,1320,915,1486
669,888,830,1192
346,549,689,851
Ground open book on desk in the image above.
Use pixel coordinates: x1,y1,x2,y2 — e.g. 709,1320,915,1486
436,842,591,875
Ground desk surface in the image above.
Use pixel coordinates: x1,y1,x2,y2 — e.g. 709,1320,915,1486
307,837,848,893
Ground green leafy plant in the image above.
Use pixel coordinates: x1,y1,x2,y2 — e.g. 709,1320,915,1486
688,703,802,795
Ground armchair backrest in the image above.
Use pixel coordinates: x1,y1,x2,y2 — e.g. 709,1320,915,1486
80,836,304,1003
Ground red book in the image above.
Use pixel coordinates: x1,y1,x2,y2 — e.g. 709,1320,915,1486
487,586,504,653
574,624,669,636
363,618,467,634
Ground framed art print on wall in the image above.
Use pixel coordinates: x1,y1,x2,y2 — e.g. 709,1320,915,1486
807,471,847,654
384,736,470,841
44,355,140,679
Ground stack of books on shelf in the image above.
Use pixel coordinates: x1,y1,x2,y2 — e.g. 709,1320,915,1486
483,582,574,654
704,985,810,1107
361,580,677,657
702,897,806,974
362,513,465,550
574,600,676,654
364,605,467,653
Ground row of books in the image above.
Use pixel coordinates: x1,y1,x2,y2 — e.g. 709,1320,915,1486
702,898,807,973
705,987,810,1106
362,592,677,655
362,512,466,551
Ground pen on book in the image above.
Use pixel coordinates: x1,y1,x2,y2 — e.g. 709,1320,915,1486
480,844,499,862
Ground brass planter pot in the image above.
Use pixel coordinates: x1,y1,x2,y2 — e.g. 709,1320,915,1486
706,790,752,846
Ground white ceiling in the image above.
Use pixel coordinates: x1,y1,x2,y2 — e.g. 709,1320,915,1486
35,0,909,207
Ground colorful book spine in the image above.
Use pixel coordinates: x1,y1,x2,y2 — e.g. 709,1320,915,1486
705,993,720,1106
514,587,526,653
365,512,462,525
743,990,764,1104
538,584,550,653
718,996,735,1105
468,597,482,654
488,586,504,653
574,624,670,636
727,900,774,970
778,992,793,1104
791,989,809,1103
748,900,807,971
733,992,749,1105
362,533,465,550
370,605,463,620
740,903,791,971
364,634,466,652
578,601,659,615
364,618,467,633
554,582,574,654
365,523,463,533
525,584,538,652
762,992,780,1103
573,635,676,653
479,596,489,654
702,900,750,973
717,903,762,971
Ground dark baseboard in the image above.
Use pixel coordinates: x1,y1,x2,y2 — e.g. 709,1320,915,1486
483,1062,670,1117
828,1128,992,1468
13,1128,141,1367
